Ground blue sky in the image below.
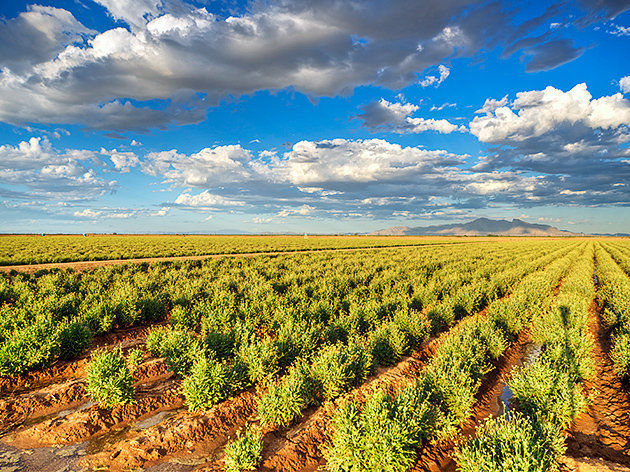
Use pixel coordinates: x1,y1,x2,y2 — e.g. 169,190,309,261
0,0,629,234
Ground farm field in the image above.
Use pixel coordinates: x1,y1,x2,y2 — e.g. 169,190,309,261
0,238,629,472
0,234,485,267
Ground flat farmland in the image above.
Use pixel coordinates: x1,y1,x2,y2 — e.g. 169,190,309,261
0,238,629,472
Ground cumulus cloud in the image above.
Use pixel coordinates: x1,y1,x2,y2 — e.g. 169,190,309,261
621,76,630,94
143,145,256,187
0,0,609,131
100,149,140,173
468,83,630,205
0,137,117,200
357,99,462,134
470,83,630,143
173,190,245,207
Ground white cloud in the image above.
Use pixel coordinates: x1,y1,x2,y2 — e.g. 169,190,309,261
621,76,630,94
275,139,466,185
430,102,457,111
470,83,630,143
278,205,315,218
100,149,140,172
475,95,509,114
74,209,101,218
419,65,450,87
0,1,546,131
173,190,245,207
0,137,117,200
143,145,255,187
358,99,462,134
608,24,630,36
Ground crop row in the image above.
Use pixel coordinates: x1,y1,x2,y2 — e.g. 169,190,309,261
323,242,586,471
593,242,630,380
458,242,596,471
0,241,574,377
0,234,461,266
116,240,574,418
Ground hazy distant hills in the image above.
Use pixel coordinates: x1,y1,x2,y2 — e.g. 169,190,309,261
369,218,584,237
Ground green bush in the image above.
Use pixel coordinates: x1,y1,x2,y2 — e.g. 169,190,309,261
312,340,374,401
0,320,61,376
145,326,170,356
182,356,247,411
223,426,264,472
611,333,630,379
509,360,589,429
258,361,316,427
455,412,565,472
86,349,135,408
58,322,92,360
126,347,144,368
237,339,279,386
368,322,408,366
325,384,434,472
160,330,204,378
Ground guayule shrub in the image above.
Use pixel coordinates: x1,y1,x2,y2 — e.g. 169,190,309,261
86,349,135,408
326,384,434,472
58,321,92,360
182,356,247,411
223,426,264,472
455,412,565,472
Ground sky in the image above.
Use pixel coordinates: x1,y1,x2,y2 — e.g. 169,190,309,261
0,0,629,235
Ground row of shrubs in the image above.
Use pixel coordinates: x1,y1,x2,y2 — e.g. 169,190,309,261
323,242,586,472
593,242,630,379
457,243,596,472
0,241,569,376
138,243,576,419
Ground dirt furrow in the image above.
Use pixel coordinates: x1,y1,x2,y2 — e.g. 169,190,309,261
82,390,258,471
563,299,630,467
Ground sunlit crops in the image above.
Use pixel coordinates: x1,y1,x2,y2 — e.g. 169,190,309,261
1,238,628,471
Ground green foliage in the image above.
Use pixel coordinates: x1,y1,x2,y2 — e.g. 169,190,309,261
368,322,408,366
258,361,316,427
160,329,204,378
0,320,61,376
170,304,200,332
86,349,135,408
325,384,434,472
182,356,247,411
455,412,566,472
58,322,92,360
223,426,264,472
145,326,170,356
237,339,280,386
126,348,144,368
611,333,630,379
509,360,589,429
312,340,374,401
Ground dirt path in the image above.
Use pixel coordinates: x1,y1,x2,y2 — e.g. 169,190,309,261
563,298,630,467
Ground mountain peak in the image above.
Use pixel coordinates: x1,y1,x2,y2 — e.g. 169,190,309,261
369,218,582,237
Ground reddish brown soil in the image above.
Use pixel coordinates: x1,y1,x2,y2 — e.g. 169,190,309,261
563,299,630,467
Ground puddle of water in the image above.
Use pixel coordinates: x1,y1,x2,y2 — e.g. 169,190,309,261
131,409,178,431
521,343,543,366
593,271,599,286
496,343,543,418
57,400,96,418
86,426,132,455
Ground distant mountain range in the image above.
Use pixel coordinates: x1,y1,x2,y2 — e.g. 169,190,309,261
369,218,584,237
